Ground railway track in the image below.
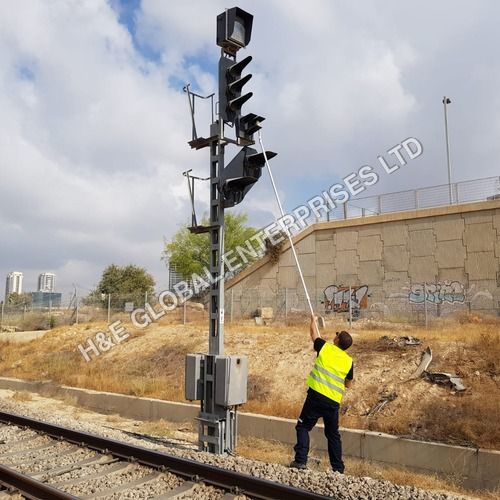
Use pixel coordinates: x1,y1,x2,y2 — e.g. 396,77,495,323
0,410,329,500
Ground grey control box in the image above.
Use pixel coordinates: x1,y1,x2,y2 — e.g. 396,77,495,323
185,353,203,401
215,355,248,406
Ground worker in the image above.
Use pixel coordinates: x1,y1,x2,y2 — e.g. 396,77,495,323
290,315,353,473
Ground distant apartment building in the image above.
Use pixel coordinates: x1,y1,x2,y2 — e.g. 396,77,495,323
5,271,23,300
38,272,56,292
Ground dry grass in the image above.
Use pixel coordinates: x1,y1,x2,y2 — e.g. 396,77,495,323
136,419,195,439
0,316,498,450
10,390,33,402
237,436,291,464
105,414,123,424
244,398,300,420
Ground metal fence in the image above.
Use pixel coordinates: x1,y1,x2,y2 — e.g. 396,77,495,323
223,286,499,326
1,285,498,332
317,176,500,221
0,292,210,331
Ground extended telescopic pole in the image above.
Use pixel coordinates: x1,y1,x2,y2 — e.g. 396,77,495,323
258,131,315,318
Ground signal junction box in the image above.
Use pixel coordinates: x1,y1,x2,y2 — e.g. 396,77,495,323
185,353,248,406
185,353,204,401
215,355,248,406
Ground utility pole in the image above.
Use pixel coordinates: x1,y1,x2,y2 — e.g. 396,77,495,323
76,294,79,325
443,96,453,204
184,7,276,455
107,293,111,323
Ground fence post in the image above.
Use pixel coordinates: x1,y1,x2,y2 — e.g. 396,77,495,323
424,282,428,328
0,301,4,329
230,289,234,323
107,293,111,323
183,300,187,325
145,291,148,308
285,288,288,321
349,286,352,327
343,202,348,219
377,195,381,215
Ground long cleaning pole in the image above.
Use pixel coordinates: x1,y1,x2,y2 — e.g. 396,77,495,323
258,131,315,317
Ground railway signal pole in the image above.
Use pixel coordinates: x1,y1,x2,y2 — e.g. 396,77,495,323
184,7,276,454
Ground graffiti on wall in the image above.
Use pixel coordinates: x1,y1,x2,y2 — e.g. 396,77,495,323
323,285,369,313
408,281,465,305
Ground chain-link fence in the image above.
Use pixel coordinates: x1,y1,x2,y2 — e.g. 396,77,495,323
0,292,210,331
223,285,499,326
0,300,75,331
1,281,497,332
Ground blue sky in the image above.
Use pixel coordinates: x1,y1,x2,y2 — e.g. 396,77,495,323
112,0,162,63
1,0,500,297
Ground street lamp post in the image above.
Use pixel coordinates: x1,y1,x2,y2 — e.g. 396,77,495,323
442,96,453,204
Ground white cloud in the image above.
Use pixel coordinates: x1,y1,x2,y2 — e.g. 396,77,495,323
1,0,500,298
0,0,198,296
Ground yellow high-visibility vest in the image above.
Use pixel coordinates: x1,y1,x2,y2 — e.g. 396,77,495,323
306,342,352,403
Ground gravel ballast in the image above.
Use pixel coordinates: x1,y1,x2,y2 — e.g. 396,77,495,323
0,394,470,500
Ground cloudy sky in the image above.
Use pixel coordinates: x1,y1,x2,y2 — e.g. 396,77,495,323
1,0,499,299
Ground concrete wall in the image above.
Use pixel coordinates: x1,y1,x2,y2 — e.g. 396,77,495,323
226,200,500,317
0,377,497,491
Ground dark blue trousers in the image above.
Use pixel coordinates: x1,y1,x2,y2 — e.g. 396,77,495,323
294,390,344,473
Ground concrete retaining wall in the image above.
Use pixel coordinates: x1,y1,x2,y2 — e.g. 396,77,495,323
0,377,497,490
225,200,500,317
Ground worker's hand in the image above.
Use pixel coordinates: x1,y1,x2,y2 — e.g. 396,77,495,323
310,314,321,341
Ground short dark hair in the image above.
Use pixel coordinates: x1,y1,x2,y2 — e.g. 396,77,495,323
336,331,353,350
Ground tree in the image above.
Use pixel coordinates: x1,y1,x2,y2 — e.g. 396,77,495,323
6,292,32,309
89,264,155,308
163,212,257,281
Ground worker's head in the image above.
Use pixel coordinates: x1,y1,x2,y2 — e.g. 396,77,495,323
334,330,353,350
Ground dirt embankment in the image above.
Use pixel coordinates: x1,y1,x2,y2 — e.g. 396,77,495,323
0,315,498,449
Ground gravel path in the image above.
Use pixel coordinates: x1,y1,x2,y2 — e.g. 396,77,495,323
0,394,471,500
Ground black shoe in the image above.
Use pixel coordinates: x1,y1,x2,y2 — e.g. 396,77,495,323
289,460,307,470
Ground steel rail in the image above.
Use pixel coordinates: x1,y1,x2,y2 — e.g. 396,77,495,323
0,411,331,500
0,463,77,500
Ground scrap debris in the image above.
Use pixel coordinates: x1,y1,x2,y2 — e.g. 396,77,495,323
410,346,433,379
425,372,466,392
409,346,466,392
379,335,422,348
366,392,398,416
403,336,422,346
